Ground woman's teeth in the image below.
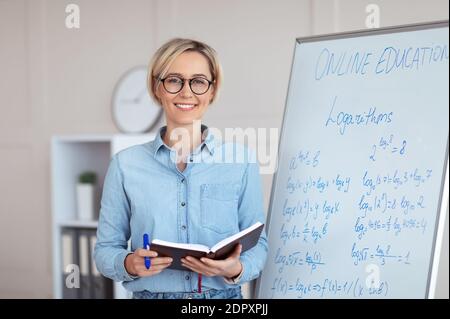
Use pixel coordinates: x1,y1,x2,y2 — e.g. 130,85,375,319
175,104,196,110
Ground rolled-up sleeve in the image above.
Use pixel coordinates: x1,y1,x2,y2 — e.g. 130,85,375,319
227,160,268,285
94,155,136,282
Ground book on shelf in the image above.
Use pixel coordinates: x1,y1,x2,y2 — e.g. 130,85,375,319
150,222,264,270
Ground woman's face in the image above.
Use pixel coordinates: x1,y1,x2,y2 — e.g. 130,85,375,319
156,51,215,127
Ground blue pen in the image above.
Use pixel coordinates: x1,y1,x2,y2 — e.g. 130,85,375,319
143,233,151,269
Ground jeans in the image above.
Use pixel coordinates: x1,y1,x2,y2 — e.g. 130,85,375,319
132,287,243,299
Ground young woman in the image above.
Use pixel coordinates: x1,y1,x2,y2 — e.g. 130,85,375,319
94,38,268,299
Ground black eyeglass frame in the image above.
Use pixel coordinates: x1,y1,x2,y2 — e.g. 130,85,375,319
158,76,214,95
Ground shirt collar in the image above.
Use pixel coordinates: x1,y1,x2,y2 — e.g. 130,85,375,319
152,125,216,157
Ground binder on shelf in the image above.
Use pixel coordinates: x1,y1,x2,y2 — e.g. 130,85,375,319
61,228,78,299
79,231,92,298
60,227,113,299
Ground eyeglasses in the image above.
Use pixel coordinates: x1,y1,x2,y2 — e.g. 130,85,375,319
159,76,213,95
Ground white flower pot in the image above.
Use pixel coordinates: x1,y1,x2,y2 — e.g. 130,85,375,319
76,183,95,220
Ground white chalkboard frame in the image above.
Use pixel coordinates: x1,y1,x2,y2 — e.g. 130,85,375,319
255,20,449,299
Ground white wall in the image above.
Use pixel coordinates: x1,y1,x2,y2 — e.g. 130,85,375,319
0,0,448,298
311,0,449,34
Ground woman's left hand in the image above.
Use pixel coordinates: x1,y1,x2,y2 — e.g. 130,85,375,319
181,244,243,278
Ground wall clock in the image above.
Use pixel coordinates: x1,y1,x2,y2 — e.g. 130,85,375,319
112,66,162,133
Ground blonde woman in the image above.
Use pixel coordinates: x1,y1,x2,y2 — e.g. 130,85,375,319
94,38,268,299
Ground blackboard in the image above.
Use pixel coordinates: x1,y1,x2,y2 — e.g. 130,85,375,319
256,21,449,298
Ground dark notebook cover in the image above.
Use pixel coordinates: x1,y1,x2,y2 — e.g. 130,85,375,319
150,222,264,270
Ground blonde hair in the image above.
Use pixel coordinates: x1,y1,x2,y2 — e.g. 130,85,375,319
148,38,223,105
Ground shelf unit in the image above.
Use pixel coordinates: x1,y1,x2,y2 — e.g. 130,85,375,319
51,133,155,299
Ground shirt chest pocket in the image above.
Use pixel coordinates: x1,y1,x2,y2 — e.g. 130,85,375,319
200,183,240,234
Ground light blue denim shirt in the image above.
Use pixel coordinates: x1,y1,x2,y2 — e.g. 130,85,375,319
94,125,268,293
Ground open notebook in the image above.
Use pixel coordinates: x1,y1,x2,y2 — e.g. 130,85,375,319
150,222,264,270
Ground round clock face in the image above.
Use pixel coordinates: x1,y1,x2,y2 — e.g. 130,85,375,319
112,66,162,133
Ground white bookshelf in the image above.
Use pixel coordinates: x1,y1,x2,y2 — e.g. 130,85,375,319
51,133,155,299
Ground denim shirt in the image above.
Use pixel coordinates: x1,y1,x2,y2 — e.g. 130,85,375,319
94,126,268,293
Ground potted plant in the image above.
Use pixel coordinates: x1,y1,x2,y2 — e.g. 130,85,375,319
76,171,97,221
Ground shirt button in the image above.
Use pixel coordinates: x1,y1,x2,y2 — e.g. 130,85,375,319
181,225,186,230
185,275,190,280
181,202,186,207
181,178,185,183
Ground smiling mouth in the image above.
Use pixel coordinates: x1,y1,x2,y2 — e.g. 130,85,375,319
174,103,197,111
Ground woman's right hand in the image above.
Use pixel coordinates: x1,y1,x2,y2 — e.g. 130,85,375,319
125,248,173,277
